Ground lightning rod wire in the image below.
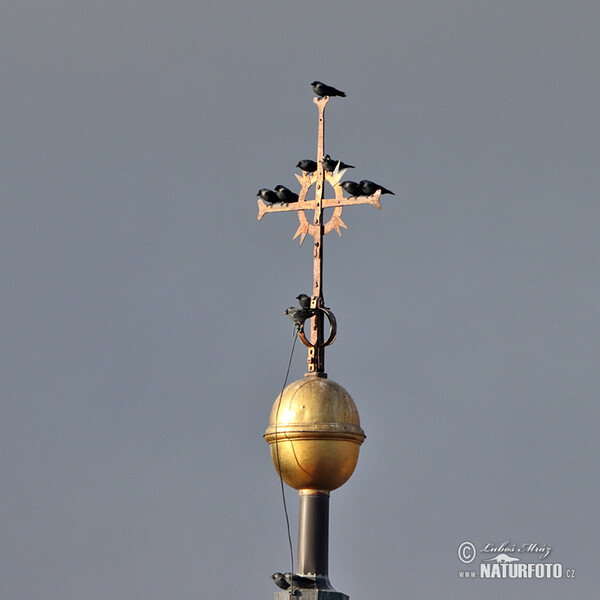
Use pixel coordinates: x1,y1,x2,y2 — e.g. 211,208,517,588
274,327,299,581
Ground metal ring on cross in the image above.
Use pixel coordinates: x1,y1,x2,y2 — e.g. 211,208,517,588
297,307,337,349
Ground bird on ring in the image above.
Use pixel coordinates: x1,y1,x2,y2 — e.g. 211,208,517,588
322,154,355,172
257,188,280,204
296,294,329,311
311,81,346,98
296,159,318,173
274,185,299,204
296,293,311,309
359,180,395,196
284,307,314,331
340,181,362,197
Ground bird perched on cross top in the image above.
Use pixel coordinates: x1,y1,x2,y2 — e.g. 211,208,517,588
311,81,346,98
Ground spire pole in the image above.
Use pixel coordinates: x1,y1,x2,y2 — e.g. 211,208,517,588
260,84,389,600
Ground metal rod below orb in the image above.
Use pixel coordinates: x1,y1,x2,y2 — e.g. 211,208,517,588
297,490,333,588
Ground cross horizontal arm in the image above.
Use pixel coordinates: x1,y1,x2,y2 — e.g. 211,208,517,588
323,192,382,210
257,190,381,221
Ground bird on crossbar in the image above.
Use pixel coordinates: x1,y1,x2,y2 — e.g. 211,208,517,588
340,180,362,197
274,185,299,204
296,159,318,173
322,154,354,172
257,188,282,205
359,180,394,196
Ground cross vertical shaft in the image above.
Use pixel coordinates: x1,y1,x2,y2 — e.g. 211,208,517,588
308,97,328,376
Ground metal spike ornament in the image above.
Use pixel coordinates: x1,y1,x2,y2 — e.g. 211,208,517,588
257,95,382,375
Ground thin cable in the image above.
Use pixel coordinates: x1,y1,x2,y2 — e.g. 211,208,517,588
274,328,299,579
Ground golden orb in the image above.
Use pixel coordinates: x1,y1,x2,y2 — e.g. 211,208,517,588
264,377,365,492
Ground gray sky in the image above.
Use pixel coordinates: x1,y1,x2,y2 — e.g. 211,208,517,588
1,1,599,599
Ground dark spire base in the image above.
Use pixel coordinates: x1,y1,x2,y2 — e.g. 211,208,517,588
275,590,349,600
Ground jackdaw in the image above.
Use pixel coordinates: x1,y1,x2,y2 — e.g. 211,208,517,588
296,293,311,309
271,572,317,590
271,573,290,590
311,81,346,98
296,294,329,311
340,180,362,196
274,185,299,204
257,188,280,204
359,180,395,196
322,154,355,172
296,159,318,173
284,307,314,331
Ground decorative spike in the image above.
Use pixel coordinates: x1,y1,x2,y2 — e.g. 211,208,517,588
293,222,309,246
331,215,348,237
328,165,347,187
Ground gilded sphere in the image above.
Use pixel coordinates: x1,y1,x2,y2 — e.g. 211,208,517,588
264,377,365,492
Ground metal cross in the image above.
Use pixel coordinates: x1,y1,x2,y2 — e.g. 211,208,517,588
257,96,382,375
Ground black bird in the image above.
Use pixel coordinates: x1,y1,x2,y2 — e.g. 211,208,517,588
296,293,311,309
284,307,314,331
257,188,280,204
271,573,290,590
359,180,395,196
296,294,330,311
311,81,346,98
296,159,318,173
271,572,317,590
274,185,299,204
340,180,362,196
322,154,355,172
